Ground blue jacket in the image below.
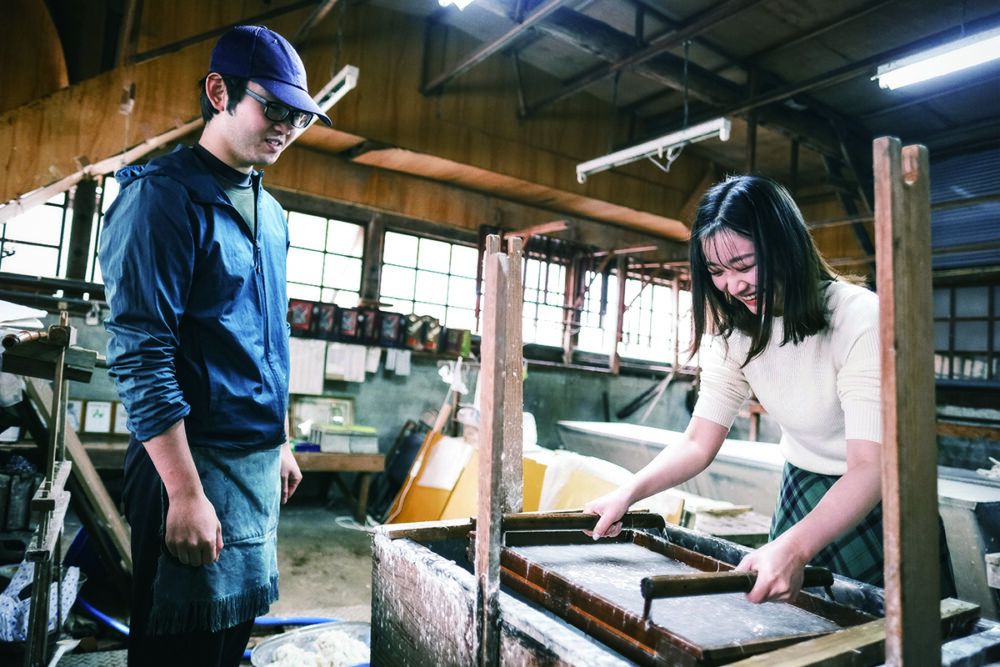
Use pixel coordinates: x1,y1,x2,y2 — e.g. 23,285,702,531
100,145,290,448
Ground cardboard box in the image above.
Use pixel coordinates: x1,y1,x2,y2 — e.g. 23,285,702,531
309,423,379,454
350,432,379,453
309,424,351,452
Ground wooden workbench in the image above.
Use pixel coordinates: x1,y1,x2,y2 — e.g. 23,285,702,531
292,451,385,523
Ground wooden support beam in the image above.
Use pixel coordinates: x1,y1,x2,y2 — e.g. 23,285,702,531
476,234,508,666
503,236,524,514
0,118,201,224
874,136,939,665
291,0,343,47
506,220,568,239
610,254,627,374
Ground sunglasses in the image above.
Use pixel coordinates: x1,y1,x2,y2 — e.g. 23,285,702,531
244,89,314,129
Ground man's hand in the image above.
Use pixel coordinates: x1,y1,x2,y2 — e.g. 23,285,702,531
164,491,223,566
280,443,302,504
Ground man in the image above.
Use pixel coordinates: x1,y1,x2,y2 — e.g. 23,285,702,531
100,25,330,666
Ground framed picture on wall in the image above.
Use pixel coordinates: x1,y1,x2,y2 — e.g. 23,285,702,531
83,400,113,433
112,402,130,435
339,308,360,340
289,395,355,441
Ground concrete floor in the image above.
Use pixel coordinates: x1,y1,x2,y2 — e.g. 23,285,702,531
268,493,375,623
34,479,377,665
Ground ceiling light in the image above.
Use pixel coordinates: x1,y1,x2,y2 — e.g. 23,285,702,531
314,65,360,113
439,0,476,9
874,26,1000,90
576,117,731,184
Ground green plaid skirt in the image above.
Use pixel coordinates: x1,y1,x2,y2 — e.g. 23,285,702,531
771,462,956,597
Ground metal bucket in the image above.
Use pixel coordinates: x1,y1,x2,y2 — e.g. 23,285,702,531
250,621,370,667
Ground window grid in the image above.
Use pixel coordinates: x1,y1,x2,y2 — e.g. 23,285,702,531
380,231,478,331
934,283,998,383
521,256,568,347
523,254,692,366
0,192,71,279
286,211,364,307
574,270,691,365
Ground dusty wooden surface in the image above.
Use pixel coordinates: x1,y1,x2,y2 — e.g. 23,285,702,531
727,598,981,667
371,529,636,666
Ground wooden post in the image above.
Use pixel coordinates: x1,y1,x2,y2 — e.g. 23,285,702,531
610,254,627,374
476,234,508,666
873,136,940,665
503,236,524,514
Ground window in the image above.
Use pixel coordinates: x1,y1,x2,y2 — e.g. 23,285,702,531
619,278,693,365
521,248,692,367
522,255,567,347
286,211,364,306
380,231,479,331
92,175,120,283
575,270,692,365
934,283,998,383
0,192,71,278
0,176,119,284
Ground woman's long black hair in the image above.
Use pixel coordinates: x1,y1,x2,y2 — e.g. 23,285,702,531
689,175,839,365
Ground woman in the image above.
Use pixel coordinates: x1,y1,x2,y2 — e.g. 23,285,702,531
584,174,955,603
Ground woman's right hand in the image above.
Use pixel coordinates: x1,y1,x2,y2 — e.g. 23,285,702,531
583,487,633,538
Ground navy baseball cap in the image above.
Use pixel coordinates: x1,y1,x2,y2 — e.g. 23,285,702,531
210,25,332,127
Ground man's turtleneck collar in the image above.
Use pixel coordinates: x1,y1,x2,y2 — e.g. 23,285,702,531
193,143,253,187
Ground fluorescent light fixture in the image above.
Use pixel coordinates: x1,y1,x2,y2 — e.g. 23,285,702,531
874,26,1000,90
439,0,476,9
314,64,360,113
576,117,731,184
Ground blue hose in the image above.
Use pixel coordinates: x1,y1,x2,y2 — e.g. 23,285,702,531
253,615,338,626
75,597,129,636
75,597,345,661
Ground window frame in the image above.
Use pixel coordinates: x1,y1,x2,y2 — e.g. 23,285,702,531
379,227,480,332
933,279,999,387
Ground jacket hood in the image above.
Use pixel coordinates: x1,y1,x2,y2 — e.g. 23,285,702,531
114,145,240,204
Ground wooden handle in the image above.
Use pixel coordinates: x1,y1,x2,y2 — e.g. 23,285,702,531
640,566,833,600
499,510,665,532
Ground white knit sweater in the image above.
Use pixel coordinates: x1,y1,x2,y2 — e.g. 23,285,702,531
692,280,882,476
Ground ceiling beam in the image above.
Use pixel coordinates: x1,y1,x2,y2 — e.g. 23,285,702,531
131,0,315,65
292,0,343,47
517,4,844,158
522,0,769,116
422,0,571,95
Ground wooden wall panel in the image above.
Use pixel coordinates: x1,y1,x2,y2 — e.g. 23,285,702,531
1,0,69,114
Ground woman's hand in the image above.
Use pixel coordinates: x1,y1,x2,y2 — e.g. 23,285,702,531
734,535,810,603
582,487,632,538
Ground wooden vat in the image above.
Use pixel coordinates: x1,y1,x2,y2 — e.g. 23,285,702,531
495,530,874,666
371,521,999,666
